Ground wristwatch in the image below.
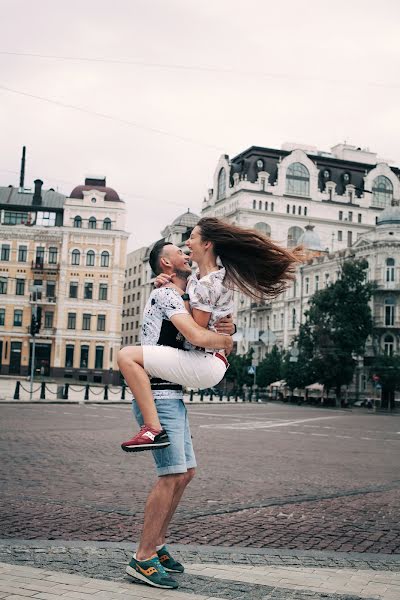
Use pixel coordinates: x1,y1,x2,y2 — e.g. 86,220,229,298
181,293,190,301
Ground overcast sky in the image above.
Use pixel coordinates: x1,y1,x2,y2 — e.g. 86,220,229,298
1,0,399,250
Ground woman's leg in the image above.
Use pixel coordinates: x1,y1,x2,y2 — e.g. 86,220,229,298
117,346,161,430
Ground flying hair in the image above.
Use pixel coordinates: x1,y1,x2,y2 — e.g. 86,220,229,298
197,217,304,301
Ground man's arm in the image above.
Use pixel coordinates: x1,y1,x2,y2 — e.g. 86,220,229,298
170,313,233,355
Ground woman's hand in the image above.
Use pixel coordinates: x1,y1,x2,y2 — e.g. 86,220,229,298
164,283,184,295
154,273,175,288
214,314,236,336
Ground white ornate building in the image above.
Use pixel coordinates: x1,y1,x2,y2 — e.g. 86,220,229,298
201,142,400,364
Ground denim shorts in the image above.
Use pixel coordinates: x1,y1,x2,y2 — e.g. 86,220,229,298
132,398,197,477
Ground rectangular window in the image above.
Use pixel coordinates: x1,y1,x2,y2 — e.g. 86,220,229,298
129,268,132,275
36,247,45,263
46,281,56,298
135,320,139,328
67,312,76,329
36,212,56,227
97,314,106,331
385,304,395,327
358,213,362,223
0,308,5,325
1,244,10,261
138,278,141,285
0,278,7,294
136,306,140,314
339,211,343,220
347,231,353,247
82,314,91,330
84,282,93,300
18,245,27,262
69,282,78,298
99,283,108,300
315,275,319,291
132,293,135,301
95,346,104,369
16,279,25,296
305,277,310,294
134,266,137,274
80,345,89,368
65,345,74,368
48,247,58,264
44,311,54,328
137,292,140,300
127,295,131,303
13,309,23,327
338,230,343,242
348,211,353,222
4,210,29,225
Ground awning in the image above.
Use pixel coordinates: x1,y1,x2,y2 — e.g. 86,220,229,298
305,382,324,392
269,379,287,389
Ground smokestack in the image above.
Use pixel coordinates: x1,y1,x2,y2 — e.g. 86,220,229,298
19,146,26,189
32,179,43,206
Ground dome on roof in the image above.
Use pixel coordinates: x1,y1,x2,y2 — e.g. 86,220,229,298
171,209,199,228
70,177,121,202
377,201,400,226
298,224,325,252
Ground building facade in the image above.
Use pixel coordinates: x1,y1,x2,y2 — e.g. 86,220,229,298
0,176,128,383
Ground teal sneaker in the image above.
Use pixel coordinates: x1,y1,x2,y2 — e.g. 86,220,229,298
157,545,184,573
126,554,179,589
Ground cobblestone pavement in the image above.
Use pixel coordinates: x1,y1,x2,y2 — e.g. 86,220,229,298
1,403,399,553
1,541,400,599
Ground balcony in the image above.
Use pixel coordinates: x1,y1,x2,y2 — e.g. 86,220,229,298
250,301,271,311
31,259,59,272
29,292,57,305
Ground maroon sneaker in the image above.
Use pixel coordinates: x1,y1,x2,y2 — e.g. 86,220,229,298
121,426,170,452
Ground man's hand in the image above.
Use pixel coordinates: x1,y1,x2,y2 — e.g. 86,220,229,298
215,314,236,336
154,273,175,288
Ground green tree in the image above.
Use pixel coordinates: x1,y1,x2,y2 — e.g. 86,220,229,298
256,345,283,386
297,259,375,405
225,349,254,390
282,349,314,393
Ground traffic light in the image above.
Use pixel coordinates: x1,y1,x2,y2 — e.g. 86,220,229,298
30,307,42,335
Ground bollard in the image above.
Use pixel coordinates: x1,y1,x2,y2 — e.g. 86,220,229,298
219,393,223,402
104,384,109,400
235,393,238,402
84,384,89,401
121,383,126,400
63,383,69,399
14,381,20,400
200,390,204,402
40,381,46,399
210,391,213,402
190,389,194,402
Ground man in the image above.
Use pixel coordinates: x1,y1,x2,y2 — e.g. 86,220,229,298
118,240,234,590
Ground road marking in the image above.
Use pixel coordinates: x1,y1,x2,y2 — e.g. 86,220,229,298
336,435,351,439
200,415,341,430
288,431,305,435
311,433,329,437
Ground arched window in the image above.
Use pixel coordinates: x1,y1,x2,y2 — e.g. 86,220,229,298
298,206,302,215
88,217,97,229
71,249,80,265
286,163,310,196
286,204,290,213
304,206,308,216
73,216,82,228
253,199,256,209
86,250,95,267
103,218,112,230
287,226,303,248
254,222,271,237
372,176,393,208
386,258,395,282
259,200,262,210
385,297,395,326
265,201,268,210
217,168,226,201
101,251,110,267
271,202,274,211
384,334,394,356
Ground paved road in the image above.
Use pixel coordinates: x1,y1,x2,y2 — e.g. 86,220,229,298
1,403,399,553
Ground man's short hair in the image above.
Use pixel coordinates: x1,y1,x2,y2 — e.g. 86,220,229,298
149,241,173,276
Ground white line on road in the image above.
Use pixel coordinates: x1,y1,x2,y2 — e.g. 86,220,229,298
311,433,329,437
199,415,341,430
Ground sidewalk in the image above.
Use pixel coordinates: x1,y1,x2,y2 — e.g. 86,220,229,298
0,540,399,600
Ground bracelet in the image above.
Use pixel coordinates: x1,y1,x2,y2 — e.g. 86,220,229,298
233,323,237,334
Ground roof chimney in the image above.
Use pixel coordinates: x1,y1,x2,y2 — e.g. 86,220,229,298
32,179,43,206
19,146,26,189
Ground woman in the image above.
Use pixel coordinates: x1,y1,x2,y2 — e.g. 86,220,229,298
118,217,302,451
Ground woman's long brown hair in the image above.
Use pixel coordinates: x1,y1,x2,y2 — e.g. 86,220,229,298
197,217,303,301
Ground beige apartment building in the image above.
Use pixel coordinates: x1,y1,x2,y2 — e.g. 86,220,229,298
0,176,128,383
